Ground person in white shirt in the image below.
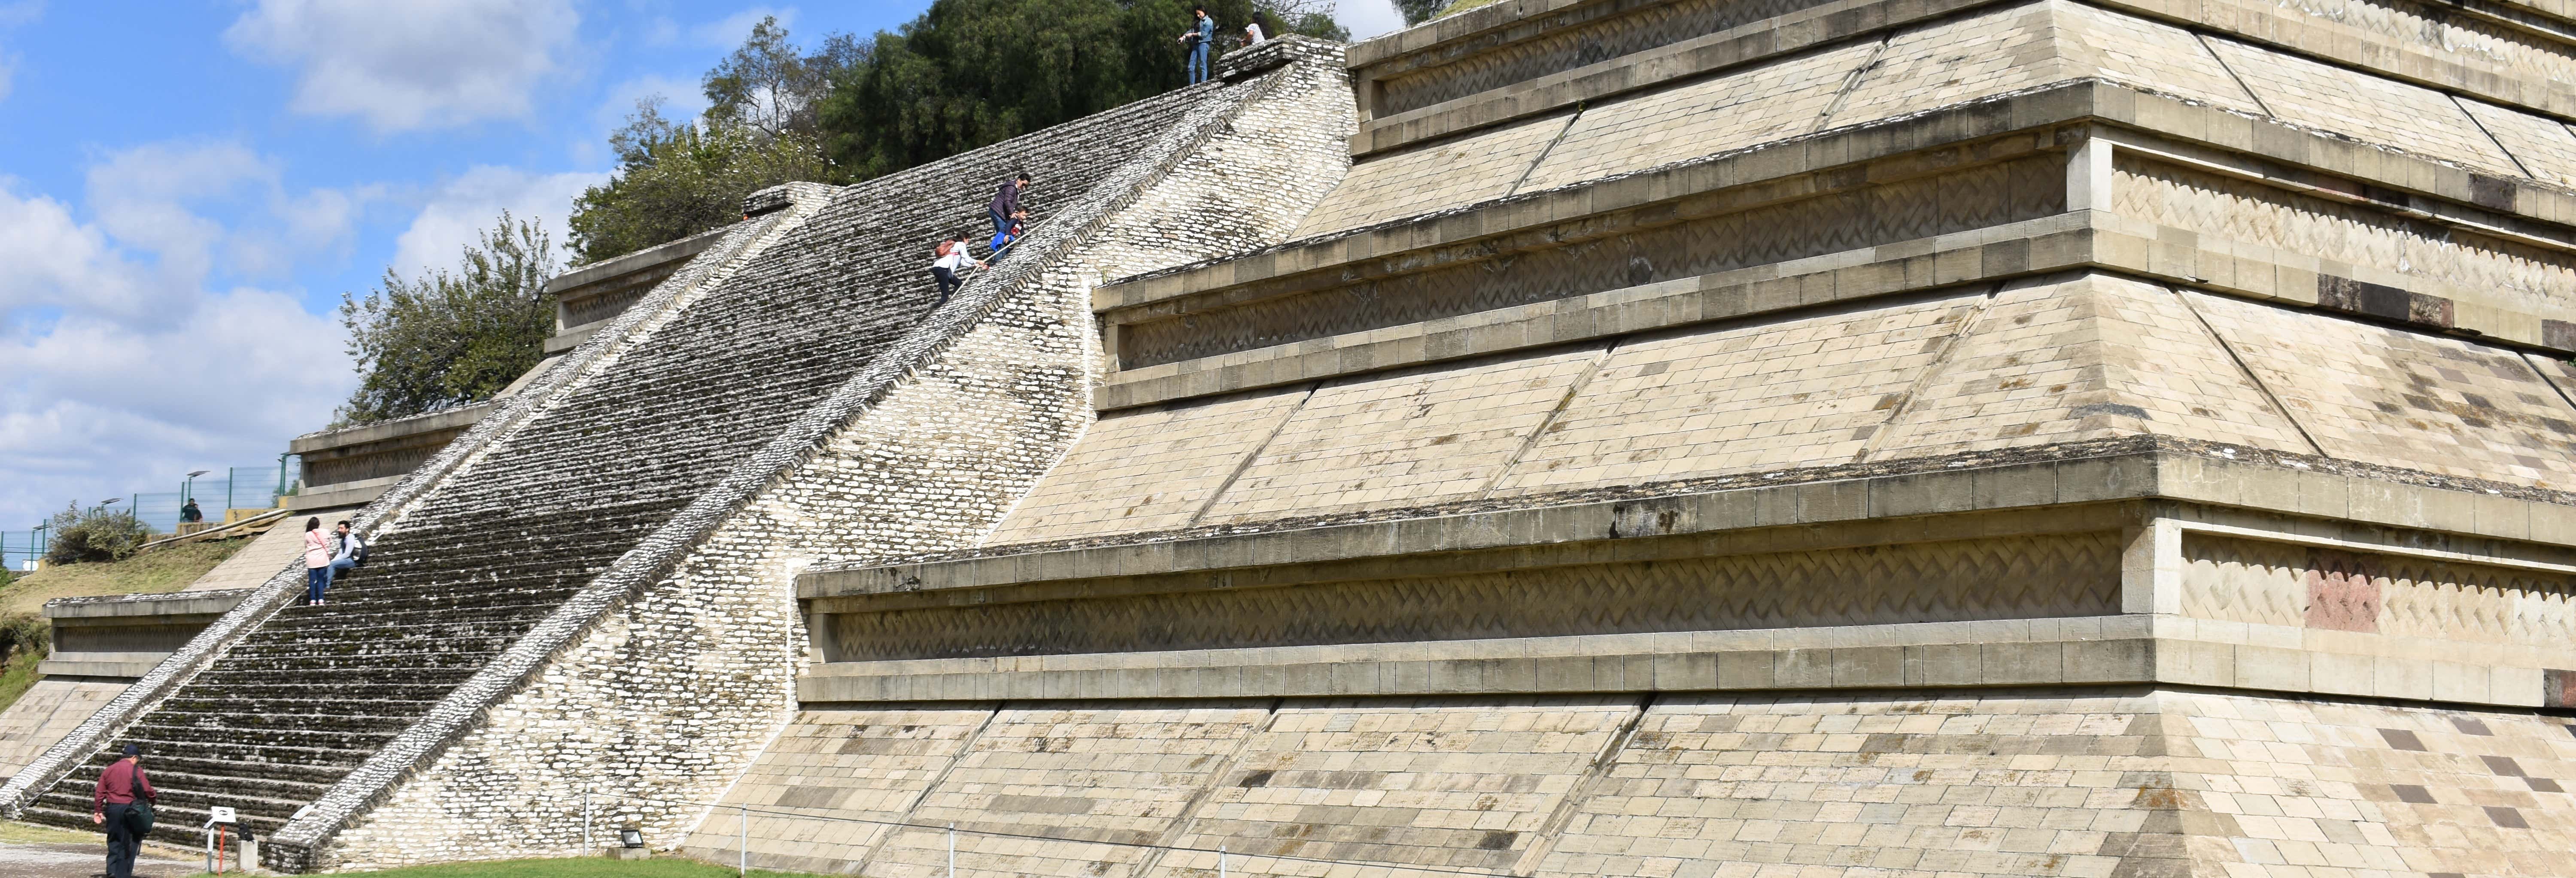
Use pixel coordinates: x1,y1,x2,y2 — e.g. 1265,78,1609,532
1243,16,1265,44
930,234,985,307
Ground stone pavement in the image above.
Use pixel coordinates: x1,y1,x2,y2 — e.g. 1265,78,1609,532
0,839,195,878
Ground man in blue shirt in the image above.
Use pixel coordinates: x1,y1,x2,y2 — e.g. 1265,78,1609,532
1180,5,1216,84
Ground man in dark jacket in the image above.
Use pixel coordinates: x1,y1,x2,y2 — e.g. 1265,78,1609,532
990,173,1032,239
92,742,156,878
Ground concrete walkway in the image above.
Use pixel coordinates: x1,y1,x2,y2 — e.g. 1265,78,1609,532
0,839,195,877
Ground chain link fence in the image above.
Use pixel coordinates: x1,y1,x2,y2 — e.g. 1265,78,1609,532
6,459,303,565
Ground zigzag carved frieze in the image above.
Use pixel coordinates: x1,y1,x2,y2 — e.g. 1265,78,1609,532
1118,155,2064,370
826,532,2123,660
2181,535,2576,646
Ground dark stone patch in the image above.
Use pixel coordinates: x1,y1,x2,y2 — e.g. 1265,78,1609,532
2379,729,2427,751
2527,777,2562,793
1476,831,1519,850
2469,174,2518,211
1236,769,1275,787
2544,669,2576,708
2070,402,2150,419
2315,274,2452,330
2485,805,2529,828
775,786,848,809
2391,784,2436,804
2451,717,2492,736
2480,755,2524,776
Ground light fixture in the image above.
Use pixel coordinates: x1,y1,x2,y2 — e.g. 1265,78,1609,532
620,828,644,849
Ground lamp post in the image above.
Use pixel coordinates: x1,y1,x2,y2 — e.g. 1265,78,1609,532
184,470,209,503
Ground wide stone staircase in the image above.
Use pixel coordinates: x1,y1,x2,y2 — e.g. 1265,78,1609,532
12,79,1227,850
18,508,673,844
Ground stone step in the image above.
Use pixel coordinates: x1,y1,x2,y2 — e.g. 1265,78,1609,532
255,600,564,630
151,693,444,718
106,736,379,768
161,680,458,700
101,753,358,787
190,664,487,687
57,764,334,804
234,620,535,649
127,718,404,750
25,792,303,847
225,635,514,659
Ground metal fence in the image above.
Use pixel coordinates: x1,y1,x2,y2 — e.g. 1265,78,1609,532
131,460,303,533
6,460,303,566
0,529,43,572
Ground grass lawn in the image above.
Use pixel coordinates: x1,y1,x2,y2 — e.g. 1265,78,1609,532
172,857,826,878
0,819,97,844
0,538,248,617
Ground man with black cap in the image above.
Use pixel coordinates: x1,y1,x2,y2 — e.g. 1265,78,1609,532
92,742,156,878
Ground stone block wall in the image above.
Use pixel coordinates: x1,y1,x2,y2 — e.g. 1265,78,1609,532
684,687,2576,877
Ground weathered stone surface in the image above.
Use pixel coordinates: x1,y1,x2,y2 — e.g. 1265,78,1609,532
20,0,2576,872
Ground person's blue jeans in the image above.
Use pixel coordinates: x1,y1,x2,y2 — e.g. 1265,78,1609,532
990,207,1011,238
330,556,356,584
306,566,330,604
1188,42,1210,83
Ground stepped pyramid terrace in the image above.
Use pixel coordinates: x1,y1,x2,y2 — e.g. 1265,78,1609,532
7,0,2576,873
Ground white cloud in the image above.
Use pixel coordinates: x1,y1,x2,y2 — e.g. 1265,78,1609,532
1339,0,1409,40
693,7,796,49
0,180,352,534
0,179,149,318
74,141,372,295
0,0,39,103
392,166,608,278
225,0,581,132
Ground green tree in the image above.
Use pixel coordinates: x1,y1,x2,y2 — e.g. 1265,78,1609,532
819,0,1346,182
565,18,860,264
1393,0,1445,25
566,106,837,264
335,214,559,425
42,503,150,565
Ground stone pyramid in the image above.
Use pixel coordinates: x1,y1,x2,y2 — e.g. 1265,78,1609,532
11,0,2576,873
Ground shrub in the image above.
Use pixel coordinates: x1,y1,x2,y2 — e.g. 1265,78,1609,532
0,614,44,660
41,503,152,565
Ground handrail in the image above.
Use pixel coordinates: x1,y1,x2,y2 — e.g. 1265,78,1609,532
132,507,292,553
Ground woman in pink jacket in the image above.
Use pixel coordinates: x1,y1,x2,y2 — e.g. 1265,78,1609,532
301,516,331,606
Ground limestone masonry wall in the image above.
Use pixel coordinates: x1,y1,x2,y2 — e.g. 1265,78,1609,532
700,688,2576,877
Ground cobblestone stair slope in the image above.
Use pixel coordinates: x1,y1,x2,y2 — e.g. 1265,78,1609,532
15,82,1229,848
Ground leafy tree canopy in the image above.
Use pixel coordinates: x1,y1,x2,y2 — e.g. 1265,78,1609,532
822,0,1346,181
565,18,860,265
563,2,1345,263
335,214,558,425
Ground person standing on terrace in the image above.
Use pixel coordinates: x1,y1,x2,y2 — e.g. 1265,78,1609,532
1181,5,1217,84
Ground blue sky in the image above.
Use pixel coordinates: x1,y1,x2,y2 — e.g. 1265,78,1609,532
0,0,1406,544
